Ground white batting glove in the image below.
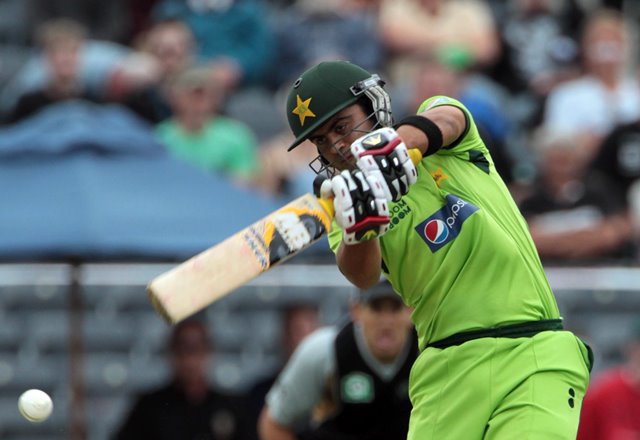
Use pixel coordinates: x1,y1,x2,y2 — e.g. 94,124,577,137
319,169,390,245
351,127,417,202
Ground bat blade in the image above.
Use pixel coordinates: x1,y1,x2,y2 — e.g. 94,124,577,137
148,147,423,323
147,193,333,323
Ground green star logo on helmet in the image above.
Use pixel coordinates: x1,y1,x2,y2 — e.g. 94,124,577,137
292,95,316,126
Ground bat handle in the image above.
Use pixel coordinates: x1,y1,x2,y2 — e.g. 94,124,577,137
316,148,423,221
407,147,423,166
318,197,335,219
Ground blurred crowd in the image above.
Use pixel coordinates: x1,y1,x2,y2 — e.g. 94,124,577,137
1,2,639,438
1,0,639,265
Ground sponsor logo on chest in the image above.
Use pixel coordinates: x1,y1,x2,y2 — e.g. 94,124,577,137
341,372,374,403
415,194,479,253
389,199,411,230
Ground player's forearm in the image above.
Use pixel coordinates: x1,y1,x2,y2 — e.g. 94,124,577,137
395,106,466,156
258,408,297,440
529,214,633,259
336,239,382,289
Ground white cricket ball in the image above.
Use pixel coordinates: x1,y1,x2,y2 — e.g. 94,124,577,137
18,389,53,423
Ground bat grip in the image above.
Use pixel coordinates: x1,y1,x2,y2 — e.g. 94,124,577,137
407,147,423,166
318,198,335,219
316,148,423,220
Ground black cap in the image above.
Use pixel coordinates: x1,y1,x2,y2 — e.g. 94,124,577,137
359,279,403,304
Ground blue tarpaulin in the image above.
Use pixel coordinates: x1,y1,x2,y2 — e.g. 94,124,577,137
0,101,320,262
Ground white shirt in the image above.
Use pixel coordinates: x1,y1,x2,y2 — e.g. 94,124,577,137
544,75,640,136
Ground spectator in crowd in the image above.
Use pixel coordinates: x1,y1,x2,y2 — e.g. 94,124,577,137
589,118,640,253
155,65,260,183
107,18,197,123
258,280,418,440
390,54,517,187
151,0,276,91
0,18,136,118
378,0,501,83
577,320,640,439
114,318,249,440
255,131,318,198
519,127,635,262
136,18,195,85
589,119,640,204
4,18,102,124
489,0,584,129
266,0,383,91
543,8,640,155
26,0,133,44
244,303,320,440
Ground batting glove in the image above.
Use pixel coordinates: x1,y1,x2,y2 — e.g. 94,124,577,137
318,170,390,245
351,127,417,202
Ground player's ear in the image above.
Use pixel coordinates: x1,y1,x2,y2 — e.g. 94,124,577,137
349,301,362,321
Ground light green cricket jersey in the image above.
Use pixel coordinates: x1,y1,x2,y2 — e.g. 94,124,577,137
155,116,258,179
329,96,560,350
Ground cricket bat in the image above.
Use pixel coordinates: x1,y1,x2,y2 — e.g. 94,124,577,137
148,148,423,323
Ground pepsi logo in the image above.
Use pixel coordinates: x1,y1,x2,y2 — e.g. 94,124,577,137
415,194,479,253
424,219,448,244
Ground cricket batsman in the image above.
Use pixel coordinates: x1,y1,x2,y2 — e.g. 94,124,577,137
284,60,593,439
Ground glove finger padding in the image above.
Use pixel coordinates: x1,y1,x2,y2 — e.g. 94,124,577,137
351,127,417,202
330,170,390,245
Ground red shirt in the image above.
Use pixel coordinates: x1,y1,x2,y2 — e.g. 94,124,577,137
578,368,640,440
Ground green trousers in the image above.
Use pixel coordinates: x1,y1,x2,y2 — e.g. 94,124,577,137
408,331,591,439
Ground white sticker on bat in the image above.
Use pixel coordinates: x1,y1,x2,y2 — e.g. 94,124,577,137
273,213,312,252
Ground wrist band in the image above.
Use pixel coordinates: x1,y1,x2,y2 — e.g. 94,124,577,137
394,115,443,155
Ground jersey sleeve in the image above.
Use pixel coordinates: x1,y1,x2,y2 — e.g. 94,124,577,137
417,95,486,156
265,327,337,426
327,219,342,254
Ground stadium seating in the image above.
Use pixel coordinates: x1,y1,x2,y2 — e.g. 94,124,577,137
0,263,638,439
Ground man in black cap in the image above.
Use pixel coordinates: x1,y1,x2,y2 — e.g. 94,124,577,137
114,319,249,440
257,280,418,440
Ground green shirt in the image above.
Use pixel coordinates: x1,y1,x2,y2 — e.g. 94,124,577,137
329,96,559,349
155,116,258,179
